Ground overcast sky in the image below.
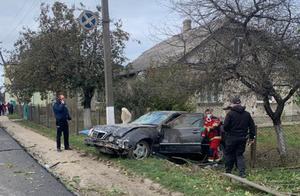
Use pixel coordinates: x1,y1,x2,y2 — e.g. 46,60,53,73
0,0,183,92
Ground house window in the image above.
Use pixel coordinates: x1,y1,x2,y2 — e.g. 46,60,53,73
200,96,205,103
234,37,243,55
256,95,275,103
199,90,220,103
207,92,212,102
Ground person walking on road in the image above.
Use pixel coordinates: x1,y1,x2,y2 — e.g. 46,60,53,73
223,98,255,178
53,94,72,152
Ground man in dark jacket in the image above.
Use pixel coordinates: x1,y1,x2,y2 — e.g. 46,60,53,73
223,98,255,178
53,94,72,152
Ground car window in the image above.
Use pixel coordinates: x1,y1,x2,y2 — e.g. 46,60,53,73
168,113,204,128
131,112,170,125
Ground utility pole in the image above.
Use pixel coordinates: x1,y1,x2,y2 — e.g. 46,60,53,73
0,42,6,102
0,51,6,68
0,42,6,67
101,0,115,124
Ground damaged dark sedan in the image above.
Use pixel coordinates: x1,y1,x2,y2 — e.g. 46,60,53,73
85,111,225,161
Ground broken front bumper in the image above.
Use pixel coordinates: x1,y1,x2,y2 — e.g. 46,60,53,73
85,137,130,151
84,137,119,149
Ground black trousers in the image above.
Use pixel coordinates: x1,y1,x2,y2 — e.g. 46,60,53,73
225,136,247,175
56,119,69,149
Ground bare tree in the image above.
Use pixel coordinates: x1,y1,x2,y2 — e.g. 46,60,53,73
170,0,300,156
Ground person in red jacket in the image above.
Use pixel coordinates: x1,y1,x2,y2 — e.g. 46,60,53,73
201,109,222,168
2,102,7,116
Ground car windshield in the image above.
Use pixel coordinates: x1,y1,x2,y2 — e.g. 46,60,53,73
131,112,170,125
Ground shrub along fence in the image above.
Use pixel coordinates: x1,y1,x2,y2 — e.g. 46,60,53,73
12,104,300,167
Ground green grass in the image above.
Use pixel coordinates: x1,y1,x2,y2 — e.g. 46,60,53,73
260,127,299,145
256,125,300,160
249,167,300,193
15,119,96,155
7,114,22,119
9,117,300,196
116,157,300,195
257,125,300,146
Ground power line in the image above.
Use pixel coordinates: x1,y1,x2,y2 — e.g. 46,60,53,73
4,0,40,41
1,0,40,51
0,0,29,36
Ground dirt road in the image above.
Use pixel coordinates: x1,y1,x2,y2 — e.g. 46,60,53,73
0,117,183,196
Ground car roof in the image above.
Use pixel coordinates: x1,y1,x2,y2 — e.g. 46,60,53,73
149,111,188,114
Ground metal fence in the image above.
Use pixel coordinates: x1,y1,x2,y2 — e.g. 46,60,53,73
209,106,300,167
14,104,107,134
13,104,300,167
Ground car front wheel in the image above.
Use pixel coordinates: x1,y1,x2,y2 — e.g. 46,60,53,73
127,140,150,160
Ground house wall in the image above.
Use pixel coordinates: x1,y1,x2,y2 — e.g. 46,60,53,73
120,70,300,125
5,92,53,106
195,94,300,125
4,70,56,106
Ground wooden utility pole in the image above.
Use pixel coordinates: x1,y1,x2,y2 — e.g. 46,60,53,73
101,0,115,124
222,173,284,196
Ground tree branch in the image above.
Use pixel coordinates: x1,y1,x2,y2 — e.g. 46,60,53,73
282,84,300,103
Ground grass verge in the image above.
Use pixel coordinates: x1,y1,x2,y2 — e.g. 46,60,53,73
8,116,300,196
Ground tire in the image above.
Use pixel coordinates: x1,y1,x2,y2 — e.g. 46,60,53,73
127,140,150,160
218,143,226,162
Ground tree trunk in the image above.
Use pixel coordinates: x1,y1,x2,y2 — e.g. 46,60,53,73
82,86,95,129
273,123,288,156
263,97,288,156
83,108,92,129
271,113,288,156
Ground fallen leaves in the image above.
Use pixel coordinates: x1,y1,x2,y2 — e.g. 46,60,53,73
5,164,13,168
226,186,232,192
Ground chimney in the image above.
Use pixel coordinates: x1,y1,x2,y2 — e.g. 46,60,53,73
183,19,191,32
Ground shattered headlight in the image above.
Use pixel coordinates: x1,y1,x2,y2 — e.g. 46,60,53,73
88,128,94,137
117,139,129,149
108,136,115,142
123,140,129,148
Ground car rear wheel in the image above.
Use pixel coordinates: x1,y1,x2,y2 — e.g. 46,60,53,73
127,140,150,160
218,143,225,162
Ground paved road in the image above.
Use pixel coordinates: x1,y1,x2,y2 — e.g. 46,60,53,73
0,128,75,196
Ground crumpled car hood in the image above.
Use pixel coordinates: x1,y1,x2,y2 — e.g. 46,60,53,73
93,124,156,137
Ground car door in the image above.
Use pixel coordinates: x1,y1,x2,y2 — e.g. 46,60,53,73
159,113,204,154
